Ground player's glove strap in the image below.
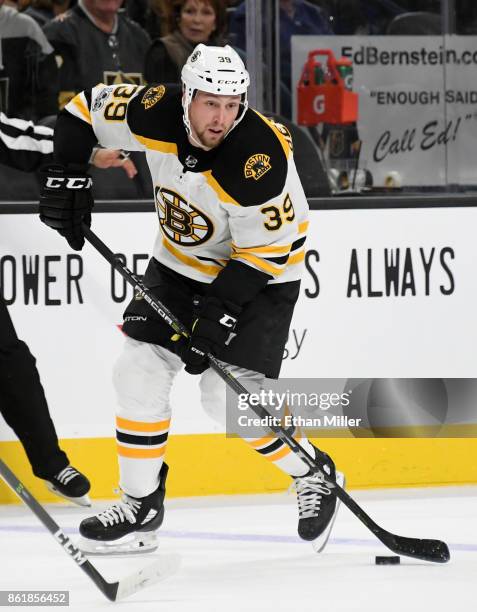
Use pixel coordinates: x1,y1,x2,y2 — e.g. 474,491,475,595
183,296,242,375
39,164,94,251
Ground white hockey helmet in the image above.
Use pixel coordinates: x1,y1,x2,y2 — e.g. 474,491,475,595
181,44,250,139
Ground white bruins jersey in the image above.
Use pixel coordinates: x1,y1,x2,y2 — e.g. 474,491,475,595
65,83,309,285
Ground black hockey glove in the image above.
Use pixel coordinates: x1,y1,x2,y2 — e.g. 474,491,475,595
183,296,242,375
39,165,94,251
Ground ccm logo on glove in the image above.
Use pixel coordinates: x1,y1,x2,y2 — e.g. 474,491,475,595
45,176,93,189
219,314,237,328
182,296,242,375
39,164,94,251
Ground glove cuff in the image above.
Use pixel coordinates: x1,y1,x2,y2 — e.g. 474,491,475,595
196,296,242,332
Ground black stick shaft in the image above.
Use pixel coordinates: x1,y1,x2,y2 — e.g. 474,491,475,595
0,458,118,601
83,225,450,563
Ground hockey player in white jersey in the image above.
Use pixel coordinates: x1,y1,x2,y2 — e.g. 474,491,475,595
38,44,344,554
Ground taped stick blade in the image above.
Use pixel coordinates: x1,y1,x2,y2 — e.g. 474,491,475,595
114,553,181,601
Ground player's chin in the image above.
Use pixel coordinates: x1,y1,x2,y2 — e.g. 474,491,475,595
205,131,224,146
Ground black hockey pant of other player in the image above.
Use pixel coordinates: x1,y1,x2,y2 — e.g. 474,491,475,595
0,296,68,479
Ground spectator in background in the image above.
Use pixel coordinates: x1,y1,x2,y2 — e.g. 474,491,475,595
22,0,71,27
0,0,58,120
145,0,227,84
125,0,162,40
43,0,150,109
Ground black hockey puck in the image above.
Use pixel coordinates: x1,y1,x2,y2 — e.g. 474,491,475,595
375,556,400,565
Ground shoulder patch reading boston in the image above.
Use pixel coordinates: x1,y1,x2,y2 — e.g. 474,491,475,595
244,154,272,181
142,85,166,110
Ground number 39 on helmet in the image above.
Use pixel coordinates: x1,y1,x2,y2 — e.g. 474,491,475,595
181,44,251,137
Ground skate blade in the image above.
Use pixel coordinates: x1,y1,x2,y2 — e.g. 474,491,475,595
78,530,158,555
311,471,345,554
45,482,92,507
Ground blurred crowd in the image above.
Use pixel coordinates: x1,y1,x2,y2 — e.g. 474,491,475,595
1,0,474,127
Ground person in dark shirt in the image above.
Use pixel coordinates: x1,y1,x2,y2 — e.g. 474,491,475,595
43,0,151,109
0,0,59,120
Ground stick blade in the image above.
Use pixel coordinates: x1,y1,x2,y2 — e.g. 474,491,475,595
113,553,181,601
388,535,450,563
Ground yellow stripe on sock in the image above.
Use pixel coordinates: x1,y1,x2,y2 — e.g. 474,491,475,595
117,444,166,459
116,417,170,433
266,445,291,462
247,435,275,449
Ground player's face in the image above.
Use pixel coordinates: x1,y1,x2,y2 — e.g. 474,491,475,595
179,0,217,44
188,91,241,149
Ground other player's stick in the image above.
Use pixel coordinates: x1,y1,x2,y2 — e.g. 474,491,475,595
83,225,450,564
0,458,180,601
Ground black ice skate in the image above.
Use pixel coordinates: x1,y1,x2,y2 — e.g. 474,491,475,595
44,465,91,507
78,463,168,555
293,448,345,553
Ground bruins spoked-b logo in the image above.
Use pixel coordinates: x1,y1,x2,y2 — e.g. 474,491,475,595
142,85,166,110
155,187,213,246
244,154,272,181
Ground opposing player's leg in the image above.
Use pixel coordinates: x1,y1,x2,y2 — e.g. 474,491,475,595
0,297,91,506
200,365,344,552
79,338,182,554
43,466,91,507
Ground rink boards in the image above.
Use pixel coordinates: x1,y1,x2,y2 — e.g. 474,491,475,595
1,206,476,501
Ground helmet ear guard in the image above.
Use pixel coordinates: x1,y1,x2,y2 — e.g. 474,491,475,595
181,44,250,139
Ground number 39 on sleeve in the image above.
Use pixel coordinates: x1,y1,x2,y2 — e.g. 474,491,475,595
103,85,137,122
261,195,295,231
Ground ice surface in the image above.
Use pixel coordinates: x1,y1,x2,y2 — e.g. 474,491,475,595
0,486,475,611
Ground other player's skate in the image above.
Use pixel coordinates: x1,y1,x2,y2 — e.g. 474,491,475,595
44,465,91,507
78,463,168,555
293,447,345,553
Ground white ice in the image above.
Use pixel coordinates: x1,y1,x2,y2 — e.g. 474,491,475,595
0,486,475,612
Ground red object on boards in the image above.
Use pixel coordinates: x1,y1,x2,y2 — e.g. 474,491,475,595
297,49,359,126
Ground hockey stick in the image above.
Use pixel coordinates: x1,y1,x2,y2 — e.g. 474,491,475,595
0,458,180,601
83,225,450,564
